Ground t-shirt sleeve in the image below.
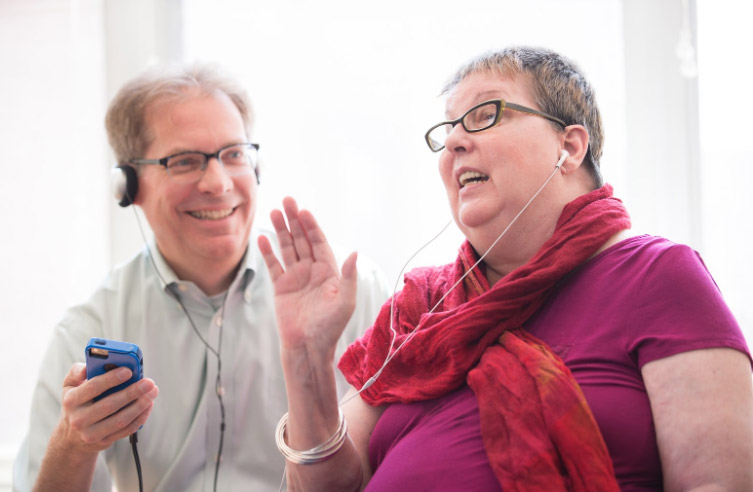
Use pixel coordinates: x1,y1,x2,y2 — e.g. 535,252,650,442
625,243,751,368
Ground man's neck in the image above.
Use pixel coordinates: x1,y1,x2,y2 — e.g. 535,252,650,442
163,250,246,297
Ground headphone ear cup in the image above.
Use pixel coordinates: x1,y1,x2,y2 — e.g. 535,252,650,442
112,165,138,207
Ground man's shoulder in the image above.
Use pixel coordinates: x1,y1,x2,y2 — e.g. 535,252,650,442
98,247,160,294
60,249,157,323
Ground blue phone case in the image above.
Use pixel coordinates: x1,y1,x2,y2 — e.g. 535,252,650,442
85,338,143,401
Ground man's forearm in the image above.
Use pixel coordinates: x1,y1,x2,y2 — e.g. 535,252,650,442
33,426,98,492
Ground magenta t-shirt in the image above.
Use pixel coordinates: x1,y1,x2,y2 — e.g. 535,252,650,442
367,235,750,491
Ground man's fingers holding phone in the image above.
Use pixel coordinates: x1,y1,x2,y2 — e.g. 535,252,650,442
86,375,158,422
60,366,159,449
97,390,158,444
67,366,132,406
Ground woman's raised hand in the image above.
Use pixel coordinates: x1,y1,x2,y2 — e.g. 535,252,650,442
258,197,358,355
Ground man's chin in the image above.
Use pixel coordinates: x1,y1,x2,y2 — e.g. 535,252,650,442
190,236,249,262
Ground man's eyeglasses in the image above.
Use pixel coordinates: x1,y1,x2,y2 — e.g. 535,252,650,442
130,142,260,182
424,100,567,152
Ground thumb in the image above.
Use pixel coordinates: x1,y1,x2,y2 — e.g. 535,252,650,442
340,252,358,307
63,362,88,388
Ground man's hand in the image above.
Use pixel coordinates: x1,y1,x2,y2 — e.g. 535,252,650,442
33,362,159,492
57,362,159,452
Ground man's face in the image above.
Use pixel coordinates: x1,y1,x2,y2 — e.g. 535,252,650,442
135,91,257,281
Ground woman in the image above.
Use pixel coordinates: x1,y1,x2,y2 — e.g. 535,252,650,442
257,46,753,491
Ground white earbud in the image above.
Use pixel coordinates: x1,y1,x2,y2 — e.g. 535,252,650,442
555,149,569,169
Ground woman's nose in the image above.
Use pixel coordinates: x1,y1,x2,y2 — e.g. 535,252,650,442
443,123,471,154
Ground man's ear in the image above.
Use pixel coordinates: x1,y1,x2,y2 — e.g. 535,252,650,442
560,125,589,174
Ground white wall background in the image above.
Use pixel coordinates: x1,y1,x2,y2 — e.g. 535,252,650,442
1,0,750,489
179,0,628,293
695,0,753,332
0,0,110,487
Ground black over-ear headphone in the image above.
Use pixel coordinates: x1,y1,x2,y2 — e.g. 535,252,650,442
112,165,139,208
111,164,261,208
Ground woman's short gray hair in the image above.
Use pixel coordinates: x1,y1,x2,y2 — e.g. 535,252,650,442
442,46,604,188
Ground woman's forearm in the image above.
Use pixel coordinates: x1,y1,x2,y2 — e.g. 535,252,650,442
280,347,364,492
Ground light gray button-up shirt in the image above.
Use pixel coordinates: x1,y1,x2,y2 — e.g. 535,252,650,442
14,227,390,491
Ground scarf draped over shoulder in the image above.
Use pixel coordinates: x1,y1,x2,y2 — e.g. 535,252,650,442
339,185,630,492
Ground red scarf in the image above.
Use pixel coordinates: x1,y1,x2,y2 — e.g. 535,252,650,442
339,185,629,491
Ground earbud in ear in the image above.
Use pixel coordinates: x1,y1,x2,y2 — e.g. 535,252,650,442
555,150,569,169
112,165,138,207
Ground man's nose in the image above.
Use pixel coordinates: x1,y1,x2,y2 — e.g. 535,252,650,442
196,157,232,194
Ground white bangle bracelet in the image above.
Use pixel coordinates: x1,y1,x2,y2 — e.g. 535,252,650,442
275,409,348,465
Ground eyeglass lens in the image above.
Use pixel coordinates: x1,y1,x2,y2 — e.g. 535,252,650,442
165,144,257,179
427,101,500,151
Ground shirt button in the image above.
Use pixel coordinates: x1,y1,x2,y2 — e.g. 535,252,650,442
177,284,188,292
215,316,223,326
244,289,252,303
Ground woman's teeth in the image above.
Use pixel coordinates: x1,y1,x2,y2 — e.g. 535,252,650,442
459,171,489,188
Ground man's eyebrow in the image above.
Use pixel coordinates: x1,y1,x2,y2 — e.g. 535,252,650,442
155,147,195,157
161,141,249,157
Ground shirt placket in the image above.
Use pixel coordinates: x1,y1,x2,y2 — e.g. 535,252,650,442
203,303,225,491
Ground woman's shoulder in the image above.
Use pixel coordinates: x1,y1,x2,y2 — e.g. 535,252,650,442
599,233,701,267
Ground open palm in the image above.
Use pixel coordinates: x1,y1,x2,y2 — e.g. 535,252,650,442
258,197,358,354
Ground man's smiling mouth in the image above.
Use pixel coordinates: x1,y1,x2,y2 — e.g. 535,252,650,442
188,208,234,220
459,171,489,188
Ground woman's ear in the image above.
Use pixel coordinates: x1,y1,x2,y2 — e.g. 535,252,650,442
560,125,589,174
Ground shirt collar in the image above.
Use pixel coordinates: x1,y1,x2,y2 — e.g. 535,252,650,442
147,236,259,295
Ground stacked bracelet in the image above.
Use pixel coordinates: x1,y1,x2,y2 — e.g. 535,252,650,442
275,409,348,465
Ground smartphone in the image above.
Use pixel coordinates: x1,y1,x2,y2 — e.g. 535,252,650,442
85,338,143,401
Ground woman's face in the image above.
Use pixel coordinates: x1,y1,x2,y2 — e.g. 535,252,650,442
438,71,565,251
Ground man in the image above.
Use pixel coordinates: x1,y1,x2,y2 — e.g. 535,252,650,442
13,63,389,491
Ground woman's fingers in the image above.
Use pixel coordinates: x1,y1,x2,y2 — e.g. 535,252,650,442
266,197,339,271
270,208,300,267
283,197,314,262
339,251,359,311
258,235,285,282
297,208,338,266
267,197,315,268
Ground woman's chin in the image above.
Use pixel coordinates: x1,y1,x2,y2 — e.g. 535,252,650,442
457,205,495,230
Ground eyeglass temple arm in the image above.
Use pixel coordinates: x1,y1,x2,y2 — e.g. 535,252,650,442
129,159,167,167
504,102,567,128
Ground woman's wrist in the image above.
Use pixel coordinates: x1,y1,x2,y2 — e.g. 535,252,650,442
280,344,343,446
280,342,337,379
